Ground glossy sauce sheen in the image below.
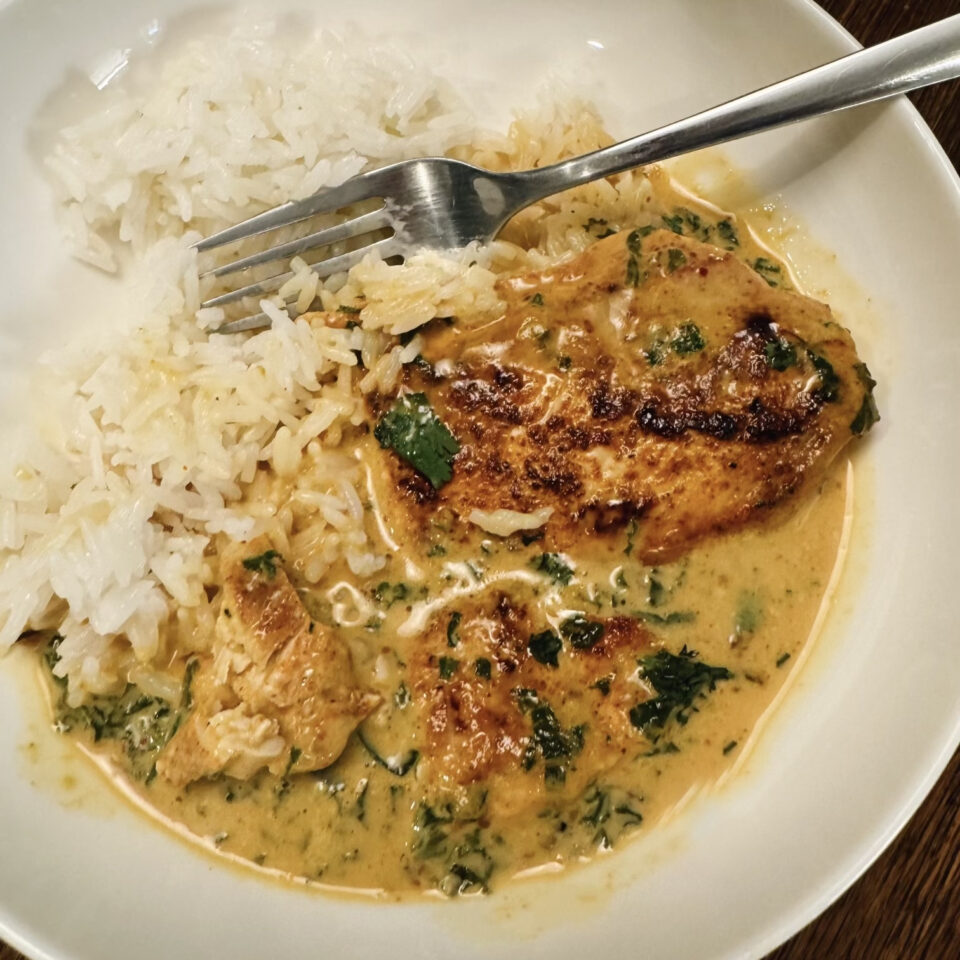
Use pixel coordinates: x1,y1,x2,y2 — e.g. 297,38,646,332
52,180,863,898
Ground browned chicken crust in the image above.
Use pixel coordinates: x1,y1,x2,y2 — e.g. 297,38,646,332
409,589,656,819
373,229,871,562
157,537,379,786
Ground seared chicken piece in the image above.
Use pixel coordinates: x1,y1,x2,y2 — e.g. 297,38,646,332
157,537,379,786
409,589,656,819
372,229,876,562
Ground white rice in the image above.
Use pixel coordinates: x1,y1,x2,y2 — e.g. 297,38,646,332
0,17,656,705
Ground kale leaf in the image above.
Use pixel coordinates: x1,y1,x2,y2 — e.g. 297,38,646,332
528,629,562,667
43,635,195,782
807,349,840,403
560,615,605,650
530,552,574,586
764,338,798,371
672,322,705,355
357,728,419,777
629,646,732,735
515,688,585,785
752,257,783,287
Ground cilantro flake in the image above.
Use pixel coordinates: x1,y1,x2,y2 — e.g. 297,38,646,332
374,392,460,488
242,549,282,578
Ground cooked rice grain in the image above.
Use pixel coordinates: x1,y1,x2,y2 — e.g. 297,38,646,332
1,21,657,704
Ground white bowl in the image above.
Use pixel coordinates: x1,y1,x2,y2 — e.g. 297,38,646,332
1,2,958,958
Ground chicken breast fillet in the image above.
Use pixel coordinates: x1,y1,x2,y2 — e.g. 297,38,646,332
409,588,657,820
157,537,379,786
370,228,876,562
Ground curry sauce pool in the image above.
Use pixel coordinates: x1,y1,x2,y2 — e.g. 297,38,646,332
16,36,879,897
40,458,850,895
33,166,872,895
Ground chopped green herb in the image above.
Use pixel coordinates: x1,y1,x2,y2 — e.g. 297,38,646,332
529,292,544,307
624,517,639,556
412,800,497,896
647,573,666,607
283,745,302,778
180,657,199,711
356,728,419,776
645,344,664,366
581,785,643,848
530,552,574,586
43,636,187,782
678,207,702,234
438,656,460,680
717,219,739,246
373,581,411,607
374,392,460,488
776,652,791,668
528,629,562,668
764,338,798,371
734,591,763,637
591,676,613,696
722,740,738,755
752,257,782,287
807,349,840,403
629,646,733,735
446,611,462,647
515,688,585,785
393,682,411,709
474,657,492,680
666,248,687,273
626,225,654,254
642,741,681,757
661,213,684,235
337,303,362,314
412,802,455,860
584,217,617,239
626,255,643,287
412,354,436,379
427,543,447,557
558,355,572,371
850,362,880,435
671,322,705,354
242,549,282,578
560,615,605,650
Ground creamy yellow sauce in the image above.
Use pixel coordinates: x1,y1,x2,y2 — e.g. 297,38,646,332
36,171,859,898
115,463,847,895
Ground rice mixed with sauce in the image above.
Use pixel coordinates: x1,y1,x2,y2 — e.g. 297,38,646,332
0,18,877,895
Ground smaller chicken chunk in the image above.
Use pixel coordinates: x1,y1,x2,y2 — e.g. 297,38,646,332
157,537,379,786
409,589,657,820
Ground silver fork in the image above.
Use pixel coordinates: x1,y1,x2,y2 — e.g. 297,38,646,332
200,15,960,335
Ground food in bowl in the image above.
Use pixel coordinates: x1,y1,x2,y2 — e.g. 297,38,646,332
2,18,878,897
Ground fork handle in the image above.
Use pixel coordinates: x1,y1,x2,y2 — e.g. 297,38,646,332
516,14,960,199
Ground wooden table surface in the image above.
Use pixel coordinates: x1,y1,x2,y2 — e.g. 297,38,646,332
767,1,960,958
3,3,959,959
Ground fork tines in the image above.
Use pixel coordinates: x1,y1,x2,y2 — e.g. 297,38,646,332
197,166,400,332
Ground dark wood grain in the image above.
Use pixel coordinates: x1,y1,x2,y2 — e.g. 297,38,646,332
767,1,960,958
2,4,958,960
